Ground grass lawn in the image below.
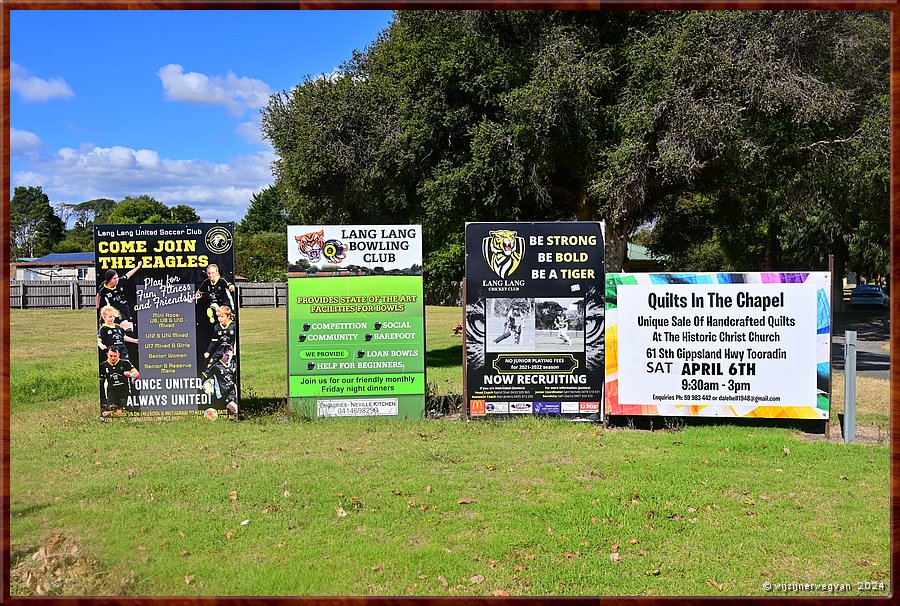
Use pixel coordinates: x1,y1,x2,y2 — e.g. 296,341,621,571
830,372,891,431
8,308,890,596
423,305,464,396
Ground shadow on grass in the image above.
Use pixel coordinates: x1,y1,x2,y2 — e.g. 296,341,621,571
237,395,833,432
240,396,288,419
426,393,464,418
10,502,52,520
606,415,828,434
9,543,40,568
426,344,463,368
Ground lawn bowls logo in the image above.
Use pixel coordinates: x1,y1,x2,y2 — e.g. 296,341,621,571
321,239,347,264
482,229,525,278
295,230,347,264
206,226,233,254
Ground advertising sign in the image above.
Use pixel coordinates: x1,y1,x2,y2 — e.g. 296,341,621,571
464,222,606,420
287,225,425,419
93,223,240,421
606,272,831,419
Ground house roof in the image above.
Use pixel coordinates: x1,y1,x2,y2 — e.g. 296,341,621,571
627,243,665,261
20,252,95,265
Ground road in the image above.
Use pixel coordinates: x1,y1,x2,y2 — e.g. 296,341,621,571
831,307,890,380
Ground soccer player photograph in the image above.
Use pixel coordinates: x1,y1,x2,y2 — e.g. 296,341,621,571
98,345,139,422
96,260,143,333
194,263,237,324
202,345,239,421
98,305,139,361
204,305,237,366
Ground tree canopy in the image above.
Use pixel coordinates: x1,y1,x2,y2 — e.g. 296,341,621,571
9,190,203,257
234,231,287,282
10,186,65,258
238,185,295,235
262,10,889,295
104,195,200,225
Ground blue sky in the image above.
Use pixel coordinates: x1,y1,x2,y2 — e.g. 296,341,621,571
10,10,394,223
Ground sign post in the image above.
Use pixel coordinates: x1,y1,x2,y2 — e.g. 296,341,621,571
843,330,857,442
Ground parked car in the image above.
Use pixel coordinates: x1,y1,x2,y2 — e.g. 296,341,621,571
849,284,889,309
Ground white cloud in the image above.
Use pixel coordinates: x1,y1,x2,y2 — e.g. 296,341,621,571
11,62,74,102
235,114,271,148
135,149,161,168
157,64,272,116
14,171,47,188
10,127,42,155
13,143,275,223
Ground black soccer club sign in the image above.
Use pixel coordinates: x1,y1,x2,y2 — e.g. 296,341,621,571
93,223,240,421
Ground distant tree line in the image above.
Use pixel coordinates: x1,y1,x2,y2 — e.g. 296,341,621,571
9,187,201,259
9,183,292,283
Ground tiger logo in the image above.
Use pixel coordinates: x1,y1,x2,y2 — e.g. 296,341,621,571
296,230,325,262
482,229,524,278
295,230,347,264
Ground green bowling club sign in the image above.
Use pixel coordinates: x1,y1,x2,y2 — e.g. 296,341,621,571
286,225,426,419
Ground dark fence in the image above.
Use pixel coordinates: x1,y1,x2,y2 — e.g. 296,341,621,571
10,281,97,310
10,280,461,309
9,280,290,310
236,282,289,308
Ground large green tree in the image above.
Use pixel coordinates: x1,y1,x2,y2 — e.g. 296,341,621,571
262,10,888,296
234,231,288,282
57,198,116,228
647,13,888,283
232,186,297,281
238,185,294,235
169,204,202,224
51,228,94,253
53,198,117,253
104,195,200,224
10,186,65,258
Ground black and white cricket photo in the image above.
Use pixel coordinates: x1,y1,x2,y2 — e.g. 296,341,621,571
485,297,535,352
533,297,584,352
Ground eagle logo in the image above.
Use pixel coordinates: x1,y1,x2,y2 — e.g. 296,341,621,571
205,226,233,254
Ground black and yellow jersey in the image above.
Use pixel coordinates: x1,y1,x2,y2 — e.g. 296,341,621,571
197,276,235,310
203,359,237,403
98,323,130,359
206,319,238,359
99,358,136,392
98,276,133,322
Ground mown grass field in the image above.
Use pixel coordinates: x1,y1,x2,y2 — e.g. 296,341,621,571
8,308,890,596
